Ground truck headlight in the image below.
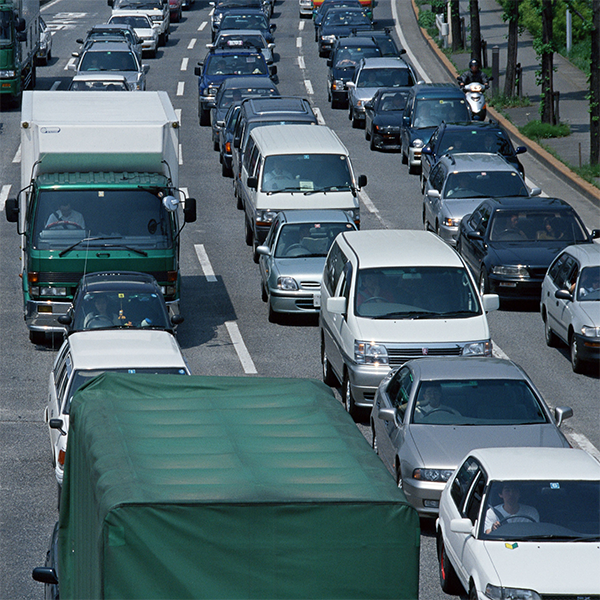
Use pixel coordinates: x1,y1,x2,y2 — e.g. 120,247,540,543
491,265,529,278
354,341,388,365
256,210,277,226
40,287,67,297
412,468,453,482
0,69,17,78
581,326,600,338
277,277,299,291
331,79,345,91
485,584,541,600
461,340,492,356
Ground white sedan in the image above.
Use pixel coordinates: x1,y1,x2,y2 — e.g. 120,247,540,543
436,447,600,599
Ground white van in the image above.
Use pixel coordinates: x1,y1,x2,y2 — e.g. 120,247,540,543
319,230,499,418
239,124,366,261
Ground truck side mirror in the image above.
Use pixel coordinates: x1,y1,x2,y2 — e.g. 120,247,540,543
247,177,258,190
57,314,72,325
184,197,197,223
32,567,59,585
233,137,240,149
5,198,18,223
357,174,367,188
171,314,184,325
16,17,26,32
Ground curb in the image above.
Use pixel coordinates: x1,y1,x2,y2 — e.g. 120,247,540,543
409,0,599,206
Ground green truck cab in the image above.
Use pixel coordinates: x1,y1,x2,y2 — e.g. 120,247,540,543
5,91,196,344
0,0,39,105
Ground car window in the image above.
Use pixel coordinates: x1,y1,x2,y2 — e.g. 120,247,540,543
450,456,480,511
394,368,413,416
439,129,515,156
489,211,588,243
555,254,578,291
576,266,600,301
56,353,73,410
547,251,568,285
464,471,486,523
413,98,469,129
80,50,137,72
357,67,413,88
430,164,445,192
444,171,528,199
323,242,348,295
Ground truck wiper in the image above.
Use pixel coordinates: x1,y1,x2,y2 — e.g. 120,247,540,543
59,236,148,257
266,187,301,195
303,186,350,195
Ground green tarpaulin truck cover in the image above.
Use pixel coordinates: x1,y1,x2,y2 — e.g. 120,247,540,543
59,373,419,599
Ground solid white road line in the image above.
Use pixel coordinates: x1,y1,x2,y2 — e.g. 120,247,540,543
12,145,21,163
51,80,61,90
180,57,189,71
177,81,185,96
187,38,197,49
304,79,313,95
194,244,217,282
225,321,258,374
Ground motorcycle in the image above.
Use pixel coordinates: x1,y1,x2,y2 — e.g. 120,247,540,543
458,79,491,121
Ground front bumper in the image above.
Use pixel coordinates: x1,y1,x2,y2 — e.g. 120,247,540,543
408,146,422,167
488,274,543,300
438,223,459,246
346,362,392,407
269,288,321,314
574,332,600,362
141,37,158,51
26,300,71,333
401,477,445,516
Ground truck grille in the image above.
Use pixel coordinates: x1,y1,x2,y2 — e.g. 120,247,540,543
38,271,170,284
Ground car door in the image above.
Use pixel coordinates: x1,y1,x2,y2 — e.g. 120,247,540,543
547,252,579,342
422,126,440,183
259,216,280,287
329,260,355,381
424,162,446,229
46,344,72,465
462,204,491,276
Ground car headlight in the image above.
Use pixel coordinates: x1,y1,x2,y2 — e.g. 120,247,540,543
411,138,424,148
277,277,299,291
412,468,453,482
203,87,218,96
256,210,278,226
343,208,360,226
40,287,67,297
149,14,162,21
462,340,492,356
581,326,600,338
485,584,541,600
331,79,345,91
491,265,529,278
0,69,16,78
354,341,388,365
442,217,460,227
321,34,336,42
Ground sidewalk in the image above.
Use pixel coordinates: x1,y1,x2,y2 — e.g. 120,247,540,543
411,0,600,202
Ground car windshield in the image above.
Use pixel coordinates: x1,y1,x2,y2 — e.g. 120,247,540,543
413,98,469,128
261,154,353,193
439,129,514,156
273,222,354,258
354,266,482,318
444,171,528,199
220,14,269,30
323,10,369,26
64,367,188,413
206,54,267,76
71,290,171,332
217,84,277,108
378,90,409,111
0,11,12,42
32,189,173,251
411,379,548,425
489,210,588,243
357,68,414,88
480,480,600,542
80,50,137,71
110,15,151,28
333,46,381,67
576,266,600,302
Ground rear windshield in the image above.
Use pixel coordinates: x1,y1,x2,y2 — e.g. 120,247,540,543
413,98,469,128
207,54,268,76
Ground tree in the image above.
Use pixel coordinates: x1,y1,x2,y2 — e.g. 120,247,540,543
536,0,556,124
591,0,599,164
450,0,463,51
502,0,520,97
469,0,482,64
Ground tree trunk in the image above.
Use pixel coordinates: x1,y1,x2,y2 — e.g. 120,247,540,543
540,0,555,124
503,0,519,97
450,0,462,51
591,0,600,165
470,0,482,65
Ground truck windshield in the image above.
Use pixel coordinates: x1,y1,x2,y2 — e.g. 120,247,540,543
0,11,12,43
32,189,173,251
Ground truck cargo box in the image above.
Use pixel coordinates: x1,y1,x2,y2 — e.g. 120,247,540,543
20,91,179,190
59,373,419,599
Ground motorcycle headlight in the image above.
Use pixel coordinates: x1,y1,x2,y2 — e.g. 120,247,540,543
462,340,492,356
491,265,529,278
485,584,541,600
354,341,388,365
581,326,600,338
277,277,299,291
412,468,453,482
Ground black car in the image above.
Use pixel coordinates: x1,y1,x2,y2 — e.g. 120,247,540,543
216,8,276,44
457,197,599,301
317,7,372,57
421,120,528,193
313,0,363,40
210,0,267,40
349,28,404,57
210,76,279,150
326,37,381,108
58,271,183,335
218,101,242,176
364,86,411,150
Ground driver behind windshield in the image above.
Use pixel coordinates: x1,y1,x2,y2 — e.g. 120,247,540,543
45,202,86,230
484,482,539,533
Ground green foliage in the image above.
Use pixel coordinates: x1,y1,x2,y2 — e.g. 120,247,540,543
418,10,436,30
520,119,571,140
572,163,600,187
489,94,533,108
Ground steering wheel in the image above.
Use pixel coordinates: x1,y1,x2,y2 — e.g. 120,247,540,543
498,229,524,241
285,244,311,257
496,514,537,527
86,315,114,329
46,221,84,230
362,296,388,304
426,407,460,416
336,59,354,67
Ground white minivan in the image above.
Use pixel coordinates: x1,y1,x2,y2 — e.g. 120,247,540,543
319,230,499,418
239,124,366,261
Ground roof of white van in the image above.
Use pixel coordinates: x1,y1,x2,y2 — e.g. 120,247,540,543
250,124,348,155
341,230,464,268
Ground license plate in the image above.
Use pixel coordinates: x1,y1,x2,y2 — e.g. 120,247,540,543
313,292,321,307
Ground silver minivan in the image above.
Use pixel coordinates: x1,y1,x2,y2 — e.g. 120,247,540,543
239,124,366,261
319,230,499,418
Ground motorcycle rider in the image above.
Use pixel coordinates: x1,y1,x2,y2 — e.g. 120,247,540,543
458,58,489,88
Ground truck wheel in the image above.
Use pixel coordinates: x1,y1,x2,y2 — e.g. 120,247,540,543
159,32,166,46
29,330,45,345
222,161,232,177
343,372,358,419
438,535,463,595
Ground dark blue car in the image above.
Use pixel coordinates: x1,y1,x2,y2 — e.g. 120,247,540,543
317,7,372,57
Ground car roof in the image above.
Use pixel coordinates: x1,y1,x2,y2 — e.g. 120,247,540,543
411,82,464,97
90,23,136,31
85,41,136,52
78,271,160,291
108,11,152,20
70,73,129,82
250,124,345,155
359,56,410,69
438,152,515,171
467,447,600,481
207,47,264,58
404,356,526,382
67,330,187,371
558,243,600,266
221,7,267,15
241,96,314,116
333,37,379,49
219,76,277,89
439,120,507,133
340,230,465,268
485,196,575,211
278,209,355,225
216,28,266,38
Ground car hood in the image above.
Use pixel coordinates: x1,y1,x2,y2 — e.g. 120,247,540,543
272,256,327,279
482,540,600,593
372,112,404,127
487,242,564,268
352,315,489,344
443,198,491,220
408,424,567,469
330,66,356,80
577,300,600,326
408,126,436,143
321,23,372,36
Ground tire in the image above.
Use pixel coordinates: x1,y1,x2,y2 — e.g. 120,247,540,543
570,331,586,373
469,583,478,600
343,372,358,419
420,173,426,194
159,32,166,46
369,131,376,151
199,108,210,127
245,218,253,246
148,47,157,58
222,161,232,177
236,192,243,210
261,281,268,302
438,536,463,595
321,339,338,386
543,312,559,347
408,161,419,175
213,138,220,151
401,143,408,164
351,114,362,129
479,269,490,296
365,126,371,141
29,330,45,345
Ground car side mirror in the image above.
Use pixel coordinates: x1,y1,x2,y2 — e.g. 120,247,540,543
398,48,406,55
247,176,258,190
357,174,367,188
143,64,149,74
427,189,440,199
326,58,332,67
256,245,270,256
482,293,499,312
171,314,184,325
107,0,114,5
32,567,59,585
76,38,84,44
515,146,527,155
590,229,600,239
184,197,197,223
346,81,356,89
555,289,573,302
402,114,410,125
57,314,72,325
326,296,347,315
364,101,373,109
467,231,483,241
49,418,67,436
377,406,397,422
194,64,203,76
450,518,474,536
233,137,240,149
421,146,432,155
554,405,573,427
216,120,225,128
206,43,215,49
529,187,542,196
268,43,275,49
71,51,80,57
270,24,277,32
5,198,18,223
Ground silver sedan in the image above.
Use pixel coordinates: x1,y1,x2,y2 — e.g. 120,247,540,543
257,210,357,322
370,357,573,517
